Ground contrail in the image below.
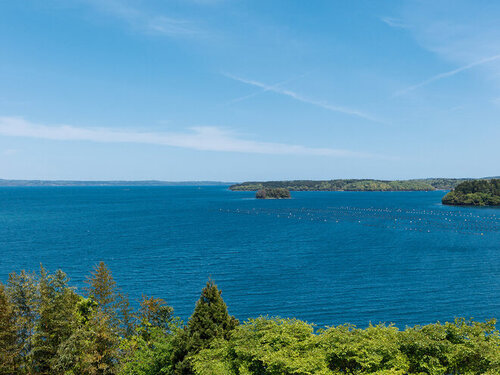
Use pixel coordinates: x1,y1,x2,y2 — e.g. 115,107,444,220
394,54,500,96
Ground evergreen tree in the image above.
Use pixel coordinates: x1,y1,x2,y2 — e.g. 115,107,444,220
54,309,121,375
7,270,39,373
85,262,119,316
84,261,134,337
32,267,79,375
138,295,174,332
0,283,19,375
119,297,177,375
172,279,238,374
59,262,129,374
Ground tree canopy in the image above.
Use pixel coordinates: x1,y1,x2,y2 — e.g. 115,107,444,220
1,264,500,374
442,179,500,206
230,178,486,192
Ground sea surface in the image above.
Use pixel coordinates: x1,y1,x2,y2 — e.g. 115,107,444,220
0,186,498,328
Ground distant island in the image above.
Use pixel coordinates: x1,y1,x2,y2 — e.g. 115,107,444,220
230,178,499,192
0,179,234,187
256,187,291,199
442,179,500,206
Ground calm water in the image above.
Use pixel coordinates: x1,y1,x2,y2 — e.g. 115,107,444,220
0,186,498,328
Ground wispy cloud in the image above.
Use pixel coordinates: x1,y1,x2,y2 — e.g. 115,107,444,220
0,117,373,158
393,54,500,96
82,0,201,37
226,74,308,105
381,17,410,29
225,74,381,123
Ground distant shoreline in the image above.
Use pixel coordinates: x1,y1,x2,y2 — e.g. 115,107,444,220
1,177,497,189
230,177,499,192
0,179,234,187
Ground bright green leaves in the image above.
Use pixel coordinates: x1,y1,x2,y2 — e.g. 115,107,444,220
2,264,500,375
322,323,407,374
194,317,330,375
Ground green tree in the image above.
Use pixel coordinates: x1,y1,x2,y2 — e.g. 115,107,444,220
54,262,125,375
31,267,79,375
85,262,119,317
193,317,331,375
0,283,19,374
172,280,238,374
7,270,39,373
445,318,500,374
119,296,177,375
137,295,174,339
321,323,407,374
85,261,134,337
54,309,121,375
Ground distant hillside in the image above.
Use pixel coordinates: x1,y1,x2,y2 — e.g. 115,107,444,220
442,179,500,206
0,179,233,187
230,178,498,192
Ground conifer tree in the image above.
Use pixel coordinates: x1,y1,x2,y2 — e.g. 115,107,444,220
85,262,118,316
53,308,120,375
172,279,238,374
187,280,238,348
7,270,38,373
32,267,79,375
0,283,19,374
139,295,174,330
58,262,129,374
84,261,134,337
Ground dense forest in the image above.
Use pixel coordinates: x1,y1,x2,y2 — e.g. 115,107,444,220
230,178,486,192
442,179,500,206
256,188,291,199
1,264,500,374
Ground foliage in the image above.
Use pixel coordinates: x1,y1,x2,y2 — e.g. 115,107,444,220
233,179,438,192
7,269,39,374
231,178,500,192
2,265,500,374
0,283,19,374
321,323,407,374
119,326,179,375
442,179,500,206
32,267,79,374
172,280,238,374
256,188,291,199
193,317,330,375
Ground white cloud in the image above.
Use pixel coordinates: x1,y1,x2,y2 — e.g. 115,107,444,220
381,17,410,29
0,117,373,158
225,74,382,123
390,1,500,91
81,0,201,37
393,54,500,96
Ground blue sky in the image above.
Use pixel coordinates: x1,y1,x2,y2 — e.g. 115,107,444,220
0,0,498,181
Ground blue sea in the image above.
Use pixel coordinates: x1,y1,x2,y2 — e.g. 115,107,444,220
0,186,498,328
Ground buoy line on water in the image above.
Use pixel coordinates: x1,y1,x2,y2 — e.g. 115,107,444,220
219,206,499,236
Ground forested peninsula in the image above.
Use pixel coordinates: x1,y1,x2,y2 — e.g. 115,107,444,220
230,178,494,192
1,264,500,375
442,179,500,206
